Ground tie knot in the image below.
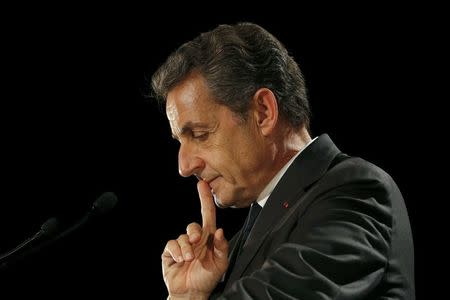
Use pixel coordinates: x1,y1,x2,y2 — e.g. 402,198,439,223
248,203,262,225
241,202,262,245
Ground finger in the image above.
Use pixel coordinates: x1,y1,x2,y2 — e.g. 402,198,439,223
213,228,228,260
213,228,229,272
197,180,216,232
186,222,202,243
177,234,194,261
162,240,183,266
161,250,176,269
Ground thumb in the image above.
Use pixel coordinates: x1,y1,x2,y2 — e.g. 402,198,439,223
213,228,229,264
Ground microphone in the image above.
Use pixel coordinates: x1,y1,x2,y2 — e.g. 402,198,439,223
90,191,119,216
0,192,118,271
0,217,60,264
55,191,118,241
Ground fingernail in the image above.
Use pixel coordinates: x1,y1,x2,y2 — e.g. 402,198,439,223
185,253,193,260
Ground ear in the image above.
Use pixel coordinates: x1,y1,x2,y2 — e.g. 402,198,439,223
252,88,279,136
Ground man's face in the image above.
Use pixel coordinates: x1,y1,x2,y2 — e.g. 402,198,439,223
166,73,267,208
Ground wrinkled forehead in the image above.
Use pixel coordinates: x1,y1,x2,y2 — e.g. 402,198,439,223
166,91,214,124
165,75,218,124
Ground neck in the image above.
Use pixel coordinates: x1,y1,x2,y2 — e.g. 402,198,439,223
241,126,311,208
275,126,311,168
256,126,310,193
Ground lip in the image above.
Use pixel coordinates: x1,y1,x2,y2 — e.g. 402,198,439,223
205,177,220,192
196,175,219,186
206,177,218,185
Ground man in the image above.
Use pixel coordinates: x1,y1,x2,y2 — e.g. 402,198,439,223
152,23,415,299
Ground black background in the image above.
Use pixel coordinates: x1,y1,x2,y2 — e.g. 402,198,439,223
0,4,440,298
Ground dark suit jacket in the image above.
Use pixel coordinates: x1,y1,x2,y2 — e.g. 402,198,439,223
214,134,414,299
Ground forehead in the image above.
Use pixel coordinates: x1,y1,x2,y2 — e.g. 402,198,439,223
166,73,218,123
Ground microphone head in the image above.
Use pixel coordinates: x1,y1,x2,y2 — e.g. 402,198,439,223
91,192,118,216
39,217,59,237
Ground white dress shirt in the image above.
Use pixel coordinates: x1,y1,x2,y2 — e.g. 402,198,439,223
255,137,318,208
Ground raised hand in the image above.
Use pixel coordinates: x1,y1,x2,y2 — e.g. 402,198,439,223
162,180,229,299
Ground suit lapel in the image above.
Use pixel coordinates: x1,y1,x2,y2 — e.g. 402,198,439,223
220,227,243,283
225,134,341,288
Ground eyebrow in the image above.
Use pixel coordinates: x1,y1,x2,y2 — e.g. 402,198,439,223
171,121,210,140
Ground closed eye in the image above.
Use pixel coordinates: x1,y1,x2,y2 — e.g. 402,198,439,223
192,131,209,140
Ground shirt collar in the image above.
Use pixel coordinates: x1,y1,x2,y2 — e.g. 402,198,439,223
256,136,318,208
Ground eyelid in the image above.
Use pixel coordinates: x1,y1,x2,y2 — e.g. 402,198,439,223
192,131,209,139
192,132,207,136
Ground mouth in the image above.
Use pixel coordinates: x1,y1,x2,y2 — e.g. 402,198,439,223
205,177,220,194
206,177,218,185
195,175,219,188
194,174,207,183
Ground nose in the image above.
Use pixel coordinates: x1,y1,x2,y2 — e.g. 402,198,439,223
178,143,204,178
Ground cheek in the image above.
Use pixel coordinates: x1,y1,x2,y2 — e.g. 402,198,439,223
205,147,244,183
211,125,260,180
229,140,261,175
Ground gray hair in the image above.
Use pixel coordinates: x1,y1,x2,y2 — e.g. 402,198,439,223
151,22,311,130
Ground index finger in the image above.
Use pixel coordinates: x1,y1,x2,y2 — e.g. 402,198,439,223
197,180,216,232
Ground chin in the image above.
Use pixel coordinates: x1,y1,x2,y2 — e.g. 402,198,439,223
213,193,227,208
214,193,248,209
213,193,237,209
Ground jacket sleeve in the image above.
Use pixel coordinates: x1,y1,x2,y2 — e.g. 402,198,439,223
219,175,393,299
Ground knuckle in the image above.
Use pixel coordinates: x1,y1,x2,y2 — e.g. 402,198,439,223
186,222,201,232
177,234,188,241
165,239,176,249
180,243,191,251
